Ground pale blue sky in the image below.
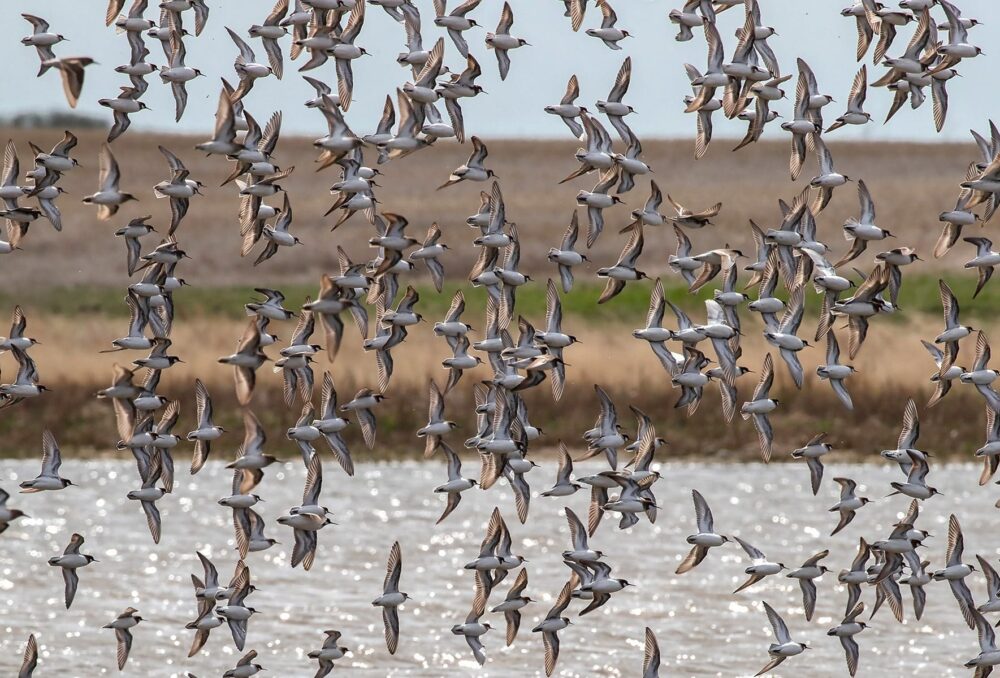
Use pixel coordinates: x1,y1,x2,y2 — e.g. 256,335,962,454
1,0,996,140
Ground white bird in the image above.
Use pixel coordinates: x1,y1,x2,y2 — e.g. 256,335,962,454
756,601,809,675
827,602,867,677
81,144,136,220
742,353,778,462
47,532,95,608
103,607,143,671
586,0,631,50
676,489,728,574
485,2,528,81
531,577,573,676
19,430,71,492
451,573,493,666
372,540,409,655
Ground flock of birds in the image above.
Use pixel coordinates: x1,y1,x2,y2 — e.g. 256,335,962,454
4,0,1000,675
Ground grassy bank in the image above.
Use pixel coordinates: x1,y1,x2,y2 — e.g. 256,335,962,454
2,272,998,322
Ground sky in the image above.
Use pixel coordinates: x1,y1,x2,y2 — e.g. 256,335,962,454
0,0,997,141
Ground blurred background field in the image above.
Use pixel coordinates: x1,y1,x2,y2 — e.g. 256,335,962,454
0,129,994,461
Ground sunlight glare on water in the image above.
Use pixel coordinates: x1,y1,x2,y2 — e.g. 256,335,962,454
0,458,994,676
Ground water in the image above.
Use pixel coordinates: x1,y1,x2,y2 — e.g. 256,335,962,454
1,1,998,142
0,457,996,676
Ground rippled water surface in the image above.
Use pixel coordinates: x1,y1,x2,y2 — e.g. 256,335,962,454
0,458,996,676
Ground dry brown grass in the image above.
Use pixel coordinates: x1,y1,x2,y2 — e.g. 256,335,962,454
0,310,992,461
1,128,980,289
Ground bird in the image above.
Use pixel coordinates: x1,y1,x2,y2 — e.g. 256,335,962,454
816,330,855,409
249,0,289,79
932,514,977,629
429,442,474,524
756,601,809,675
491,568,532,646
276,453,333,570
786,550,829,621
103,607,143,670
218,319,269,406
586,0,631,50
809,135,849,213
676,489,728,574
340,388,384,449
372,541,408,655
734,536,786,594
838,537,871,617
561,506,603,564
789,432,832,496
668,194,722,229
960,331,1000,412
126,448,166,543
880,396,922,466
21,14,66,66
764,283,809,389
48,533,96,608
160,33,203,122
438,137,495,190
642,626,661,677
548,211,589,293
227,27,274,101
215,580,257,651
964,236,1000,298
226,409,278,493
577,168,624,249
742,353,778,462
308,630,349,677
0,486,28,535
434,0,482,58
185,594,224,658
834,180,892,268
889,449,942,500
223,650,265,678
544,74,584,139
20,430,72,492
689,246,742,293
485,2,528,81
827,602,867,677
192,552,242,603
827,65,871,133
186,379,225,474
451,573,492,666
597,222,645,303
154,146,203,235
99,86,150,143
17,633,37,678
936,278,975,353
541,443,581,497
598,56,635,142
114,216,156,275
829,477,870,536
964,610,1000,675
409,223,449,292
40,55,96,109
531,577,573,676
82,144,136,220
196,82,240,155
